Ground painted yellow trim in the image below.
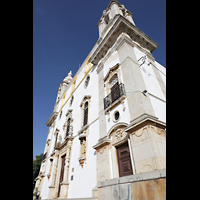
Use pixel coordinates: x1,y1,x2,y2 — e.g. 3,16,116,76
71,75,78,95
85,54,92,74
61,92,66,108
103,26,112,38
58,63,94,113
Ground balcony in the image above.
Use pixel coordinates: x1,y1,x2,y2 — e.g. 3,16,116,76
42,152,47,161
104,83,126,111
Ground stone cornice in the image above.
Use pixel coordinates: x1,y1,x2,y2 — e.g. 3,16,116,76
93,137,111,150
46,111,58,127
125,113,166,133
89,15,158,65
96,32,155,73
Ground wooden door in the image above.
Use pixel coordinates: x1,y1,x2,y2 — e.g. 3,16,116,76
57,154,66,197
116,142,133,177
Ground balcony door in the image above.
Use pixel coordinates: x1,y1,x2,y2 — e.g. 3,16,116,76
110,75,119,102
116,142,133,177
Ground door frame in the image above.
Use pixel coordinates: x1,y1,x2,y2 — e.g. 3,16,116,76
57,154,66,197
116,141,133,177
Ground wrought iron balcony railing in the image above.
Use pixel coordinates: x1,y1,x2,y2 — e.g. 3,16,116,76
104,83,126,110
42,152,47,161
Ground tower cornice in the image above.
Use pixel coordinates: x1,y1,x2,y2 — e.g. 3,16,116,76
90,15,158,65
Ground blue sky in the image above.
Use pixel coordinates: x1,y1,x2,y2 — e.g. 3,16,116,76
33,0,166,159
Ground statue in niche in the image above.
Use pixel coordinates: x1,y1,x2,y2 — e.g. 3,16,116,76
80,138,86,157
58,135,62,143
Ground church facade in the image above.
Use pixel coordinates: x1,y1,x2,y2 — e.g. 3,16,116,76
34,1,166,199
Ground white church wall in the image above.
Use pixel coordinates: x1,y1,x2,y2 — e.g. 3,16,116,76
155,61,166,85
106,101,130,134
68,120,99,198
133,46,166,123
40,162,50,199
148,95,166,123
63,62,99,198
103,50,120,77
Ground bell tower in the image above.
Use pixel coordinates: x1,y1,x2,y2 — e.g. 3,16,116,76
97,0,135,39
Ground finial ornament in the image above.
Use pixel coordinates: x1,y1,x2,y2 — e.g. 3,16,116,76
68,71,72,77
63,71,73,84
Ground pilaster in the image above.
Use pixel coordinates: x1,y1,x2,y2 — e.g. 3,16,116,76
125,114,166,174
98,66,107,139
117,37,156,122
48,150,59,199
59,145,71,198
95,144,112,182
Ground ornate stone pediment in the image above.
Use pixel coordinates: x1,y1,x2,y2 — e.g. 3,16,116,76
79,95,91,107
63,109,73,131
103,63,120,82
111,128,127,145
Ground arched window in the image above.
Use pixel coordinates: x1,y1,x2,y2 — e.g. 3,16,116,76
83,102,88,126
84,75,90,88
104,14,109,24
69,95,74,107
66,118,71,137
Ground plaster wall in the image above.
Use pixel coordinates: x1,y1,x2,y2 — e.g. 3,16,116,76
155,61,166,85
103,50,120,80
40,162,50,199
61,65,99,198
68,121,99,198
149,95,166,123
102,49,130,134
105,101,130,134
38,52,100,199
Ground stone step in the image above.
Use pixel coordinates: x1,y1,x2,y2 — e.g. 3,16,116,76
41,198,98,200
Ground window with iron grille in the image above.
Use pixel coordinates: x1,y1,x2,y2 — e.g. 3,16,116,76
104,83,126,110
83,102,88,126
66,118,71,137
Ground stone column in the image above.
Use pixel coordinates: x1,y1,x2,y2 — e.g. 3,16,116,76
59,142,72,198
97,65,107,139
63,147,71,183
48,150,59,199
